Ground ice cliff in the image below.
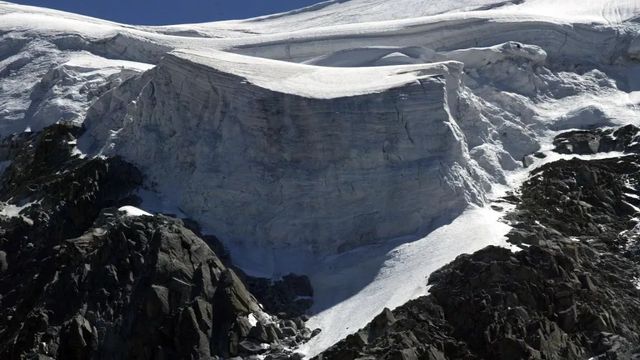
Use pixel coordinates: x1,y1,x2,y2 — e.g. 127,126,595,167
80,50,490,253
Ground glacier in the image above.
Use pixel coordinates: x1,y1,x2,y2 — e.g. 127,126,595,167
1,0,640,356
80,50,489,254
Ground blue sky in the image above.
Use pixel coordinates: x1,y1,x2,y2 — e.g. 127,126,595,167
9,0,326,25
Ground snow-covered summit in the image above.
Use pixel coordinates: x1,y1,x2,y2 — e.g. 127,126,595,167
164,0,640,36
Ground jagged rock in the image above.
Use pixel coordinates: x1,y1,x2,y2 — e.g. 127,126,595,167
243,273,314,318
145,285,170,317
578,273,596,291
0,250,7,273
59,315,98,359
553,125,640,155
2,205,314,359
239,340,268,354
281,326,297,337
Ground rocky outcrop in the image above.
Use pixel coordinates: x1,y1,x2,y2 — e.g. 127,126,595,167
244,274,314,319
316,129,640,360
318,240,640,359
2,210,318,359
0,124,317,359
553,125,640,155
163,219,315,320
0,123,143,244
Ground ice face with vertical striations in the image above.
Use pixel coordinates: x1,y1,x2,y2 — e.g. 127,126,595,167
80,49,491,254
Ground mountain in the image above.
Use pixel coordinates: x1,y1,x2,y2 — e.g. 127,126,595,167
0,0,639,359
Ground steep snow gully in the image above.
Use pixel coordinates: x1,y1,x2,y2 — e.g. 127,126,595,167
1,0,640,356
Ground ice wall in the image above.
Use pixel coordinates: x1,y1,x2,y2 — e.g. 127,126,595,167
81,51,489,253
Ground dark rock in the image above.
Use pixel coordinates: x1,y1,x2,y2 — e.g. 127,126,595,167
578,273,596,291
553,125,640,155
557,305,577,332
281,326,297,338
243,272,314,318
59,315,97,359
239,339,267,355
0,250,7,272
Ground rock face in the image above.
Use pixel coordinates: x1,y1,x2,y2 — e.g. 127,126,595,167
80,52,488,254
553,125,640,155
0,124,143,241
244,273,314,319
0,124,316,359
2,210,317,359
317,127,640,360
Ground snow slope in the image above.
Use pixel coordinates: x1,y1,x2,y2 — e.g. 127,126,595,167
300,205,515,355
164,0,640,36
1,0,640,356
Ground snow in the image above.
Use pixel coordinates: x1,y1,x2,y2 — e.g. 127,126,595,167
63,53,154,72
175,0,640,36
0,201,30,217
0,34,153,135
493,0,640,24
135,189,188,218
0,200,36,225
80,43,488,255
247,313,258,328
117,206,152,217
171,49,460,99
300,205,513,356
625,193,640,200
303,42,546,68
623,200,640,214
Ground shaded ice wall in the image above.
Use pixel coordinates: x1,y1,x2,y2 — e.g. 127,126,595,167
82,54,488,253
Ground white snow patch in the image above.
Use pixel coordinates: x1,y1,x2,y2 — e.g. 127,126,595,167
247,313,258,328
117,206,152,217
625,193,640,200
0,200,36,225
623,200,640,214
135,189,188,218
0,201,32,218
63,53,154,72
300,205,512,357
170,49,460,99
